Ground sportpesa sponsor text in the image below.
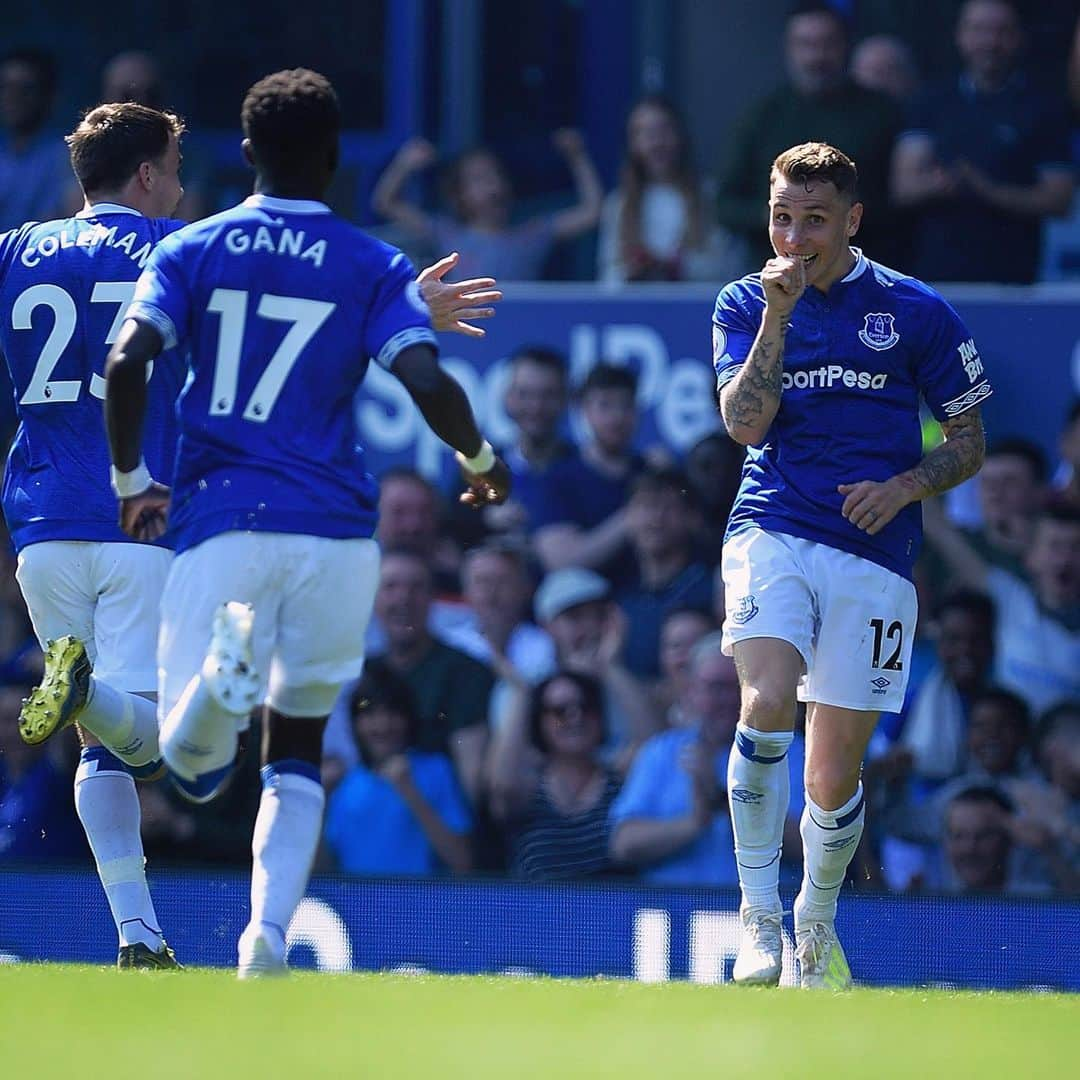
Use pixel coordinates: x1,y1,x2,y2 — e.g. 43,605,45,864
781,365,889,390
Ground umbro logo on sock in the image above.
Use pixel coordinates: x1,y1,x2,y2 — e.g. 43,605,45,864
823,835,857,851
731,788,764,804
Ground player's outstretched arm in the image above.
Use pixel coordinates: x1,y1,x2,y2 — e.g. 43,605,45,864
838,407,986,539
390,344,511,507
417,252,502,339
105,319,170,540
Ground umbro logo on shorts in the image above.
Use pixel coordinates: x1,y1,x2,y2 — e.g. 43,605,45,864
731,595,759,625
870,676,891,694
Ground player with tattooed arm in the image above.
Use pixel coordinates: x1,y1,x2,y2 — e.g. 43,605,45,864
713,142,990,988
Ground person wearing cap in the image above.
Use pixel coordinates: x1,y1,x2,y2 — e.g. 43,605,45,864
527,567,661,763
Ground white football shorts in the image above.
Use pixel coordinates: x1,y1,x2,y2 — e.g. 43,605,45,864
721,527,917,712
158,531,380,719
16,540,171,693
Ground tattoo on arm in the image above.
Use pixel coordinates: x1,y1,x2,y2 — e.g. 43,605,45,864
901,407,986,499
719,319,786,441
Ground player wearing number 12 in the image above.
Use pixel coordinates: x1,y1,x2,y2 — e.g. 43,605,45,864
105,69,509,977
714,143,991,988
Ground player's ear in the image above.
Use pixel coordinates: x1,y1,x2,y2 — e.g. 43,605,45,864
241,139,255,168
138,160,154,191
847,201,864,237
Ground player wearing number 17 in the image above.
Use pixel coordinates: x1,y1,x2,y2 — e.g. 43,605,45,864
714,143,991,988
105,68,509,977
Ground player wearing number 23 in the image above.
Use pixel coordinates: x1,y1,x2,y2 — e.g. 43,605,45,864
712,143,991,991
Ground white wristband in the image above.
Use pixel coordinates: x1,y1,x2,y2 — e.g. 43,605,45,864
455,440,496,474
110,459,153,499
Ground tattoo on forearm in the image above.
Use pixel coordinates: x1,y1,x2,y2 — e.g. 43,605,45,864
903,408,985,498
721,324,786,436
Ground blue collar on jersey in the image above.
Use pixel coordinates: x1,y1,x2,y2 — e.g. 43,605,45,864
76,201,142,218
243,194,332,215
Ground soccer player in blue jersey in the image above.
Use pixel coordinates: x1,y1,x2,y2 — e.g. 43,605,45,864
0,102,187,968
104,69,510,977
714,143,989,988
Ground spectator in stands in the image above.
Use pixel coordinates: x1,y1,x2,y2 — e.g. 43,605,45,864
99,50,210,221
446,346,575,548
534,363,643,585
891,588,996,785
0,685,85,860
372,131,603,281
652,607,716,726
598,95,744,284
684,432,744,566
1051,400,1080,510
850,34,920,103
488,671,621,880
971,437,1048,575
0,49,77,231
714,2,903,266
891,0,1075,284
323,660,472,876
530,567,660,762
924,501,1080,714
608,634,744,885
938,786,1036,894
325,550,493,803
448,542,556,703
1009,702,1080,893
616,467,714,680
378,468,462,599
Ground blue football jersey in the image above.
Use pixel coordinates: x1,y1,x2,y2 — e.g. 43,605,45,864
127,194,437,554
0,205,186,552
713,250,993,580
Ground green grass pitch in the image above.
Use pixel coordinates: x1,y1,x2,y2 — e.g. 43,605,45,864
0,966,1076,1078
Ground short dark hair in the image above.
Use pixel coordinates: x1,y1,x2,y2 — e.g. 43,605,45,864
1038,503,1080,529
787,0,850,32
771,142,859,203
379,466,438,499
241,68,340,180
65,102,183,196
528,670,606,754
630,464,695,507
948,783,1015,816
579,362,637,398
661,605,715,631
936,588,996,630
971,687,1031,732
2,48,58,98
510,345,567,379
986,436,1047,483
349,658,418,767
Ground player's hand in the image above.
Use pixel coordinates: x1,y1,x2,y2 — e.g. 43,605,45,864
838,477,914,536
119,482,171,541
459,455,511,509
395,136,438,172
417,252,502,338
761,255,807,321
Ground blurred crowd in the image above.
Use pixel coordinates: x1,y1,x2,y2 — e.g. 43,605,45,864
0,0,1078,899
2,341,1078,898
5,1,1080,284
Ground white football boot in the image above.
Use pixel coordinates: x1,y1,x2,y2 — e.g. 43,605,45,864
795,921,852,990
732,906,784,986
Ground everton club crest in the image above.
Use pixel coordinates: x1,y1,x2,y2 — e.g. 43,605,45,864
858,312,900,351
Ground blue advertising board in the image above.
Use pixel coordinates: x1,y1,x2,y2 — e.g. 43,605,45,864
1,867,1076,991
355,284,1080,479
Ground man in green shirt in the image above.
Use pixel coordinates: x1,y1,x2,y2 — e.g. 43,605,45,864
715,2,902,267
371,549,494,804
